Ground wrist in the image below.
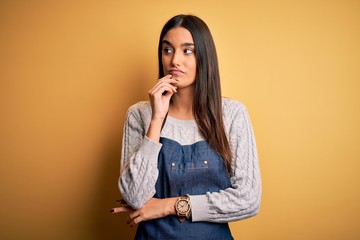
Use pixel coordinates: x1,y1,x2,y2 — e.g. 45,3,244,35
174,196,192,222
146,119,164,143
168,197,178,215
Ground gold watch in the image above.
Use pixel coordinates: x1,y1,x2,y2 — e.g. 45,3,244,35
175,196,191,222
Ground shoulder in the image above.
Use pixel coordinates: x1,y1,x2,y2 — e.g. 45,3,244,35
221,97,252,135
222,97,248,119
127,101,152,117
124,101,152,127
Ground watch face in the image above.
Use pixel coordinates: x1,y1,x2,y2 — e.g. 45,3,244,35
176,199,190,213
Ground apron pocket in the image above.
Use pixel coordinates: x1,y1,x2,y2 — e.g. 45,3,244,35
170,159,209,195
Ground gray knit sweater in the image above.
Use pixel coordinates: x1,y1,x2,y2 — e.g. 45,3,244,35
119,98,261,223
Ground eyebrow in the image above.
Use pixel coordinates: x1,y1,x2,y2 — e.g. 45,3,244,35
162,40,195,47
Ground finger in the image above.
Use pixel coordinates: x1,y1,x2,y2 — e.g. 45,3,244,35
127,209,146,226
150,77,178,95
110,206,133,214
159,74,172,81
128,215,142,227
126,218,136,227
130,219,138,227
150,82,177,94
126,216,131,224
157,75,179,84
162,89,176,99
132,215,143,225
149,86,177,98
169,75,180,81
128,210,141,221
151,81,178,93
115,199,127,205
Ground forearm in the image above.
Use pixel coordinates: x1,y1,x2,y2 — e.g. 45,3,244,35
119,137,162,209
189,183,261,223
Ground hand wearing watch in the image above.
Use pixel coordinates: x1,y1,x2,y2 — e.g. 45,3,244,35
175,196,191,222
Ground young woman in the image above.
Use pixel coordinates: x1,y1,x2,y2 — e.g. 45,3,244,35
111,14,262,239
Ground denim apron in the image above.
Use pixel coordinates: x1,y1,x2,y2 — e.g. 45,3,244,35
135,137,233,240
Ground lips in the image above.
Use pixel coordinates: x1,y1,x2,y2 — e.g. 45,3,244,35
169,69,184,75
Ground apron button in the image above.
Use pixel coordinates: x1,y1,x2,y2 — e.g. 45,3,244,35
171,162,176,167
204,160,208,165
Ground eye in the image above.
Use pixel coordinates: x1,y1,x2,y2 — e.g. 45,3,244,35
163,47,173,54
184,48,194,54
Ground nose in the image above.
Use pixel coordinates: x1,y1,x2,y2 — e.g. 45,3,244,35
171,50,181,66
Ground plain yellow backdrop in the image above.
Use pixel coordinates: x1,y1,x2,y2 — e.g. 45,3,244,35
1,0,359,239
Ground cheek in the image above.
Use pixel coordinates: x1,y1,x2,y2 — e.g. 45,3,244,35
190,60,197,76
161,57,169,74
161,55,169,66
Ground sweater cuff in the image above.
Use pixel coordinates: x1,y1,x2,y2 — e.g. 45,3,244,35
189,195,212,222
140,136,162,159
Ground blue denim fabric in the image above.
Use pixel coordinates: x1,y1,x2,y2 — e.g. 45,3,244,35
135,137,233,240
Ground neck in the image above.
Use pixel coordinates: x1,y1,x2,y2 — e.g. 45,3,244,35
169,87,195,120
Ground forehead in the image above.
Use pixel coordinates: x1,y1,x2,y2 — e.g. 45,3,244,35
162,27,194,45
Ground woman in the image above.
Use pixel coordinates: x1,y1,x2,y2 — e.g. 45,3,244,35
111,14,261,239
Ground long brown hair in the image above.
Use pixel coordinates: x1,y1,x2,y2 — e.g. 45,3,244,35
158,15,232,172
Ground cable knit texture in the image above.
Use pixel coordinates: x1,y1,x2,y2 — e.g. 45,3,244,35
119,98,261,222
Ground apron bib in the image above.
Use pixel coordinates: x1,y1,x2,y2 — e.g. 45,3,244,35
135,137,233,240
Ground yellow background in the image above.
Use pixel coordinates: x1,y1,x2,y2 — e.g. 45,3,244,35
1,0,359,239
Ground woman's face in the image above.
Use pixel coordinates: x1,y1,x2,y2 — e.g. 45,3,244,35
161,27,196,90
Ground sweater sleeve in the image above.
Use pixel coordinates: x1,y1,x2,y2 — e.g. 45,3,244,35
118,103,162,209
189,101,262,222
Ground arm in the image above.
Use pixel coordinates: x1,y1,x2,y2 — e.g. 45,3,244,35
118,104,162,209
189,101,262,222
118,75,178,209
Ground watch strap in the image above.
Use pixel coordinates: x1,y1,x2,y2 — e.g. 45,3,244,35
177,216,186,223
